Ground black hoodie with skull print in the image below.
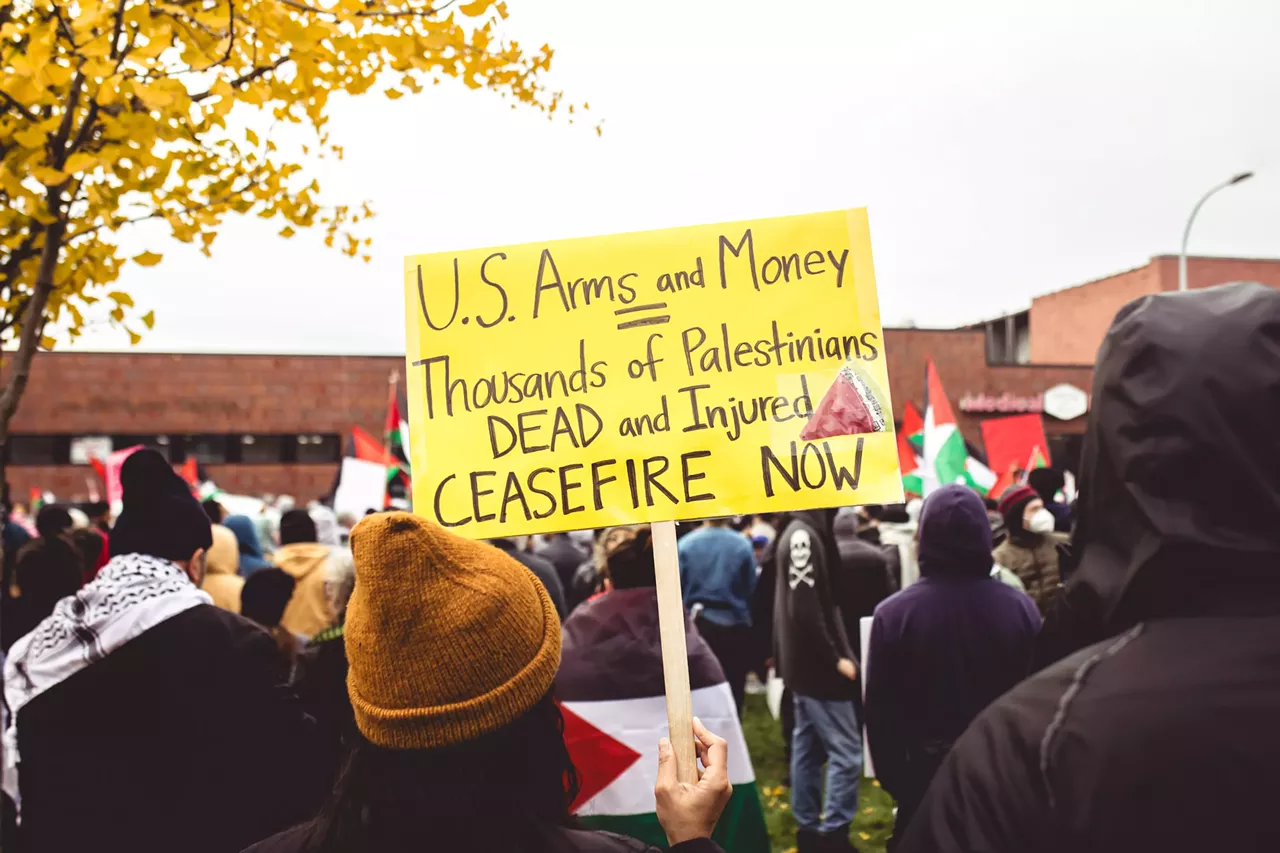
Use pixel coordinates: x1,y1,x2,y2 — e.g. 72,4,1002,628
773,509,858,700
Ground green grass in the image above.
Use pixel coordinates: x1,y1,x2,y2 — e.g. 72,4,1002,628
741,693,896,852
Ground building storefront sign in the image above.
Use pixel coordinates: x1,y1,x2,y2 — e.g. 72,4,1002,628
1042,383,1089,421
958,392,1044,414
958,384,1090,420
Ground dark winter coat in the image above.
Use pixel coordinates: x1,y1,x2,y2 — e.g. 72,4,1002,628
899,283,1280,853
539,533,591,599
492,538,568,619
865,485,1040,811
291,625,354,794
832,508,897,661
242,820,724,853
773,510,857,700
15,604,322,853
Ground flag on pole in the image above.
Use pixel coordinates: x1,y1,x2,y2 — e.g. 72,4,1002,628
903,399,924,455
922,360,969,495
1020,444,1049,484
180,457,200,492
351,426,397,468
898,401,924,496
961,456,998,495
385,372,412,489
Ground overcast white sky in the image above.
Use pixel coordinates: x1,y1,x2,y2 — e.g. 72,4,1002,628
68,0,1280,354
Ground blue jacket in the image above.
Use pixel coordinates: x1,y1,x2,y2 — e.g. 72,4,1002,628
678,526,756,628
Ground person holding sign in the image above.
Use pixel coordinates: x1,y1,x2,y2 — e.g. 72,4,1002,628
245,513,733,853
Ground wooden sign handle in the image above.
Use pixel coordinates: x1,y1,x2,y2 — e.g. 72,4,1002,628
651,519,697,784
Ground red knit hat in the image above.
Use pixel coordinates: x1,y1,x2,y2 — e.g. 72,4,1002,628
997,485,1038,517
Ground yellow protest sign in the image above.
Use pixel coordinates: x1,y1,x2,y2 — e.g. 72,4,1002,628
403,208,903,538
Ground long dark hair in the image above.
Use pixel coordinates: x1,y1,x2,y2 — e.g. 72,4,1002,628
307,691,581,853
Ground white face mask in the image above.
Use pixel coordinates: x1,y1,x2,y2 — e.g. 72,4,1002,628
1026,507,1056,535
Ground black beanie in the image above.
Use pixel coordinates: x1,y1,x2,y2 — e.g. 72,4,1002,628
109,449,213,561
279,508,317,546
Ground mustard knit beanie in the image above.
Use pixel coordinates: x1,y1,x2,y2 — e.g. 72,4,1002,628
345,512,561,749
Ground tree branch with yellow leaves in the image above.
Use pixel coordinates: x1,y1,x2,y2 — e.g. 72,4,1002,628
0,0,596,493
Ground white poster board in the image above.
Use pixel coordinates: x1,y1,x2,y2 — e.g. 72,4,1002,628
860,614,875,778
333,458,388,518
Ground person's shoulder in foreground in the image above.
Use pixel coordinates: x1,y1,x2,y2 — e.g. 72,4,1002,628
244,822,723,853
896,282,1280,853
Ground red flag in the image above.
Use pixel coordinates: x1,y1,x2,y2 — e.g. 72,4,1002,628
352,426,397,467
980,414,1049,484
89,455,108,487
180,457,200,490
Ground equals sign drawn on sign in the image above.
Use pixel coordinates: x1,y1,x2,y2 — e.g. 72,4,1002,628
615,303,671,330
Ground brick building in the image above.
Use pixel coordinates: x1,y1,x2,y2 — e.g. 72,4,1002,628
6,255,1277,500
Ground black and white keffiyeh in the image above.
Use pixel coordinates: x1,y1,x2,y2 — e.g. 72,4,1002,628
3,553,211,808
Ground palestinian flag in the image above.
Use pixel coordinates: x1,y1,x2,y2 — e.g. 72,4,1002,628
1019,444,1049,484
385,373,412,491
898,400,924,496
921,359,968,495
558,588,769,852
961,456,997,496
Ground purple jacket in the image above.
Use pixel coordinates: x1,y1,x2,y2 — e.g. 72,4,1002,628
865,485,1040,800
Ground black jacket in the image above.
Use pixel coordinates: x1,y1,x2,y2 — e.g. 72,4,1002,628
492,538,568,618
15,604,322,853
773,510,857,700
899,283,1280,853
539,534,590,599
243,820,724,853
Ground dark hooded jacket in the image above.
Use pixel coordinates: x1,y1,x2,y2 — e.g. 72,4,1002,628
773,509,857,700
865,485,1039,812
899,283,1280,853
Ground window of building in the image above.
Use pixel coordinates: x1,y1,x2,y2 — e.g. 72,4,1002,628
109,434,174,461
8,435,66,465
239,434,287,464
295,434,340,464
183,435,229,464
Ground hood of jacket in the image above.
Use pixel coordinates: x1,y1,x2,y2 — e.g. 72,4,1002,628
1073,281,1280,628
224,515,266,558
918,484,994,578
272,542,330,580
205,525,240,576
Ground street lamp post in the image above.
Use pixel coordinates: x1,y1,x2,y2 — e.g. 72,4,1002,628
1180,171,1254,291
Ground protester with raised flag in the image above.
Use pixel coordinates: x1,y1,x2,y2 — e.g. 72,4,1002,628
865,484,1040,848
3,448,319,853
558,525,769,852
246,512,732,853
992,485,1066,613
678,517,758,715
897,282,1280,853
1027,467,1072,533
773,509,863,852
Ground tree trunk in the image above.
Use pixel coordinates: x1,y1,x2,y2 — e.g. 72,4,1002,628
0,209,66,514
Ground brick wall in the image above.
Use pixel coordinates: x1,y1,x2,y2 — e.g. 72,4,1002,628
4,352,403,501
884,329,1094,449
1030,256,1280,365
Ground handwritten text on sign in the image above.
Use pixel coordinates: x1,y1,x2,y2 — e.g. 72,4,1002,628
403,208,904,538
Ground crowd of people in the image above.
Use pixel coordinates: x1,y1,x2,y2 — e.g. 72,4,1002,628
0,281,1277,852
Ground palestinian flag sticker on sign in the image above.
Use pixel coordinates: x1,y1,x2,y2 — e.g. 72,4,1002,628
800,358,890,441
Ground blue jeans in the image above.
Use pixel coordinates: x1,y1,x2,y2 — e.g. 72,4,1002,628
791,693,863,833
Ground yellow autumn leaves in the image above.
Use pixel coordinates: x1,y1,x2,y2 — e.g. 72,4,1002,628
0,0,587,358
